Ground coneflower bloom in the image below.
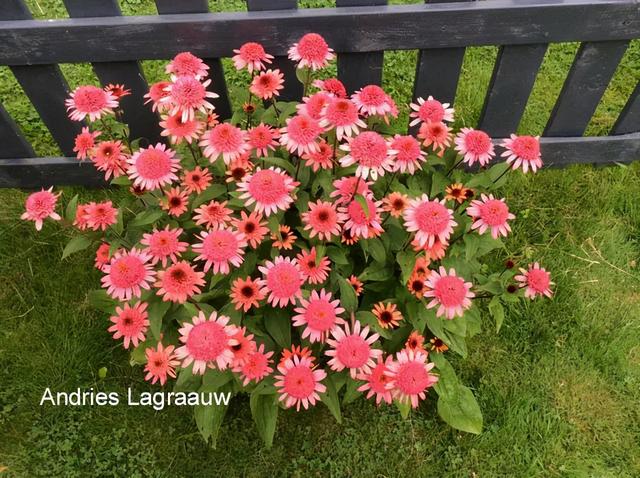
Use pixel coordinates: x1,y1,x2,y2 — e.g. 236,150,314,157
403,194,456,248
94,243,111,271
74,127,100,160
326,321,382,379
445,183,474,204
225,154,254,183
372,302,403,329
200,123,250,165
237,167,298,216
348,275,364,296
467,194,515,239
271,225,297,250
127,144,180,191
229,327,257,366
407,272,428,299
175,311,238,374
279,114,323,156
389,135,426,174
155,261,205,303
424,266,474,319
108,301,149,349
66,85,118,122
162,75,218,122
319,97,366,141
338,196,384,239
330,176,372,205
104,83,131,99
233,344,274,386
230,276,265,312
296,247,331,284
500,134,543,173
192,227,246,274
454,128,495,167
430,337,449,353
418,121,452,157
409,96,454,127
181,166,213,194
166,52,209,79
21,187,60,231
193,200,233,229
339,131,395,180
288,33,335,70
383,192,409,218
313,77,347,98
351,85,397,120
515,262,554,299
301,200,342,241
275,355,326,411
293,289,345,343
84,201,118,231
144,81,171,112
161,187,189,217
413,256,431,276
232,42,274,73
412,235,449,261
93,141,128,180
258,256,304,307
248,123,280,158
280,345,315,366
250,69,284,100
231,210,269,248
297,91,331,120
140,226,188,266
101,248,155,301
386,349,438,408
144,343,180,386
302,139,334,171
357,355,394,405
406,331,426,351
160,113,204,145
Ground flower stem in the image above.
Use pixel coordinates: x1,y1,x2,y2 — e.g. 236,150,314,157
446,156,464,176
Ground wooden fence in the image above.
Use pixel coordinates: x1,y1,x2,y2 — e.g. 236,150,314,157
0,0,638,188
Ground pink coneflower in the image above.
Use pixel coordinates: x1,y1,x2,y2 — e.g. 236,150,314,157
412,235,449,261
192,227,246,274
301,200,342,241
108,301,149,349
231,210,269,248
358,355,394,405
258,256,304,307
409,96,454,127
501,134,543,173
297,91,331,120
144,343,180,386
104,83,131,100
229,326,257,366
21,187,60,231
225,153,254,183
200,123,250,165
101,248,155,301
237,167,298,216
230,276,265,312
293,289,345,343
166,52,209,79
175,311,238,374
372,302,403,329
280,345,315,366
351,85,397,120
348,275,364,296
248,123,280,157
319,97,366,140
144,81,171,113
383,192,409,218
233,344,274,386
275,355,326,411
389,134,426,174
339,196,384,239
467,193,515,239
93,140,127,180
326,321,382,379
84,201,118,231
127,144,180,191
339,131,395,180
181,166,212,194
162,76,218,122
141,226,188,267
302,139,334,171
160,113,204,145
250,69,284,100
74,127,100,160
386,349,438,408
94,243,111,271
454,128,495,167
313,78,347,98
413,257,431,276
193,200,232,229
232,42,273,73
403,194,456,248
271,225,297,250
296,247,331,285
73,204,89,230
424,266,474,319
406,331,426,351
161,187,189,217
330,176,372,205
288,33,335,70
515,262,554,299
66,85,118,122
155,261,205,303
418,121,452,157
280,114,323,155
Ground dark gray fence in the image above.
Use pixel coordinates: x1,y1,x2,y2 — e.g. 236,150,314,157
0,0,638,188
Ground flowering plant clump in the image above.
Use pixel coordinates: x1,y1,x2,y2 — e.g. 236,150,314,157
23,34,552,446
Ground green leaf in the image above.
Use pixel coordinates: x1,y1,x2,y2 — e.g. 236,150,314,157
62,235,92,260
250,393,279,448
264,308,291,349
111,175,132,186
430,353,459,399
98,367,107,379
342,379,361,405
359,262,389,282
395,399,411,419
488,296,505,332
65,194,79,221
396,251,416,284
262,157,295,176
437,384,483,435
366,238,386,263
129,209,164,227
174,365,201,393
320,374,342,423
194,389,229,447
337,275,358,312
87,289,117,314
147,300,171,341
326,246,349,265
430,170,450,197
191,184,227,210
354,194,370,218
202,369,233,390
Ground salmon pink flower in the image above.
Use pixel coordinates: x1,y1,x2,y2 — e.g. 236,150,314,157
181,166,212,194
104,83,131,100
372,302,403,329
141,226,188,266
144,343,180,386
412,235,449,261
339,196,384,239
296,247,330,285
193,200,232,229
93,140,128,180
248,123,280,157
231,210,268,248
258,256,304,307
94,243,111,271
409,96,454,127
407,272,428,299
424,266,474,319
162,76,218,122
271,225,297,250
405,331,426,352
101,248,155,301
161,187,189,217
155,261,205,303
454,128,495,167
386,349,438,408
418,121,452,156
382,192,409,218
389,135,426,174
358,355,394,405
232,42,273,73
73,127,100,160
144,81,171,112
297,91,331,120
193,227,246,274
279,114,323,155
403,194,456,248
66,85,118,122
250,69,284,100
293,289,345,343
108,301,148,349
127,144,180,191
326,321,382,379
84,201,118,231
515,262,554,299
302,139,334,171
352,85,397,120
467,193,515,239
348,275,364,296
330,176,372,205
445,183,474,204
501,134,542,173
237,167,298,216
233,344,274,386
319,97,366,140
166,52,209,79
21,187,60,231
200,123,250,165
276,355,326,411
229,327,257,366
230,276,265,312
160,113,204,145
301,200,341,241
339,131,395,180
313,78,347,98
288,33,334,70
225,153,254,183
280,346,315,366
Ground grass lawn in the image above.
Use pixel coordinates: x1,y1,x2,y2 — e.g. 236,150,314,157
1,1,640,476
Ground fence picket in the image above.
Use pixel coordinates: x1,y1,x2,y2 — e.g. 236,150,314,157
612,82,640,135
0,103,34,159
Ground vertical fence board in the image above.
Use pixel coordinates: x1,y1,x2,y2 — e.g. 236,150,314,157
477,44,547,137
336,0,386,94
155,0,232,120
63,0,161,144
544,40,629,137
246,0,303,101
612,82,640,135
0,103,35,159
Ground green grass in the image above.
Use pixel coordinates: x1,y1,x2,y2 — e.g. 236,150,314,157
1,1,640,476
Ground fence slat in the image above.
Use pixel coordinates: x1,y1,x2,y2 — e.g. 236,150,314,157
0,157,105,188
3,0,80,157
336,0,386,94
63,0,161,144
246,0,303,101
155,1,232,120
0,103,34,159
545,40,629,136
478,43,548,136
612,82,640,135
